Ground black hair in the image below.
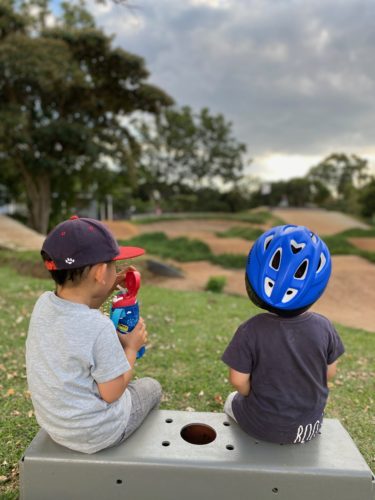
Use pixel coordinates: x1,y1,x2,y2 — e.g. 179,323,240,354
41,251,93,286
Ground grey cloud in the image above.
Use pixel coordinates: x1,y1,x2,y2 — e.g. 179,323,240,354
91,0,375,161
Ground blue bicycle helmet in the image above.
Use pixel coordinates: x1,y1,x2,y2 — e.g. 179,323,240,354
245,225,331,317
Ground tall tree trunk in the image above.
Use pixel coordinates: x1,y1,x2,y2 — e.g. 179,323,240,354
18,162,51,234
29,175,51,234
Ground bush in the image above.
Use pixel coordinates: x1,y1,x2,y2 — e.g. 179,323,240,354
205,276,227,293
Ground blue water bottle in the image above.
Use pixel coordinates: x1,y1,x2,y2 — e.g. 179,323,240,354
110,270,146,359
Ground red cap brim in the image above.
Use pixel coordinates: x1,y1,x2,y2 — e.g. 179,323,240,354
113,246,145,261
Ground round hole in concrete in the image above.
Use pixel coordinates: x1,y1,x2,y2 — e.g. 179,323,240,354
162,441,170,446
165,418,173,423
116,479,122,484
180,423,216,445
223,421,230,426
226,444,234,451
272,487,279,494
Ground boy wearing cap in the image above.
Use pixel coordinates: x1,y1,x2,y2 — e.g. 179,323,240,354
26,216,162,454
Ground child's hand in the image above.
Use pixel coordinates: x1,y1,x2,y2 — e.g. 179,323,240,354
117,317,147,353
112,265,137,292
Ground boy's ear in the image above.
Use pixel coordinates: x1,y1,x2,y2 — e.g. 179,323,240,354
92,263,107,284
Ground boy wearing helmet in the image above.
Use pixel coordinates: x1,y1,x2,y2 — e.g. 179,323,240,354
222,225,344,444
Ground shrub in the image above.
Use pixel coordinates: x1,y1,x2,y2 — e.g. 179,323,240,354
205,276,227,293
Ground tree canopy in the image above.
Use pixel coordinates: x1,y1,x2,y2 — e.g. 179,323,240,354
248,152,374,219
307,153,369,197
0,0,173,232
1,3,373,225
136,106,248,200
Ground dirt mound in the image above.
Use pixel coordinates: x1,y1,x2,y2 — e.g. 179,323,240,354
102,220,140,239
311,255,375,332
272,208,369,235
146,255,375,333
1,212,374,332
140,211,375,332
348,238,375,252
0,217,140,251
138,219,252,235
0,215,45,251
138,219,254,255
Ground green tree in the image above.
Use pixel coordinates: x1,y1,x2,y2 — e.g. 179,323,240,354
358,178,375,220
307,154,369,196
309,179,331,205
285,178,312,207
249,176,331,208
137,106,247,198
0,0,172,233
307,153,371,214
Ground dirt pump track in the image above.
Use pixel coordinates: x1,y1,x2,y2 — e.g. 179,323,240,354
1,210,374,332
132,210,375,333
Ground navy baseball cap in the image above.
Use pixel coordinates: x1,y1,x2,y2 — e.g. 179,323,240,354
42,215,145,270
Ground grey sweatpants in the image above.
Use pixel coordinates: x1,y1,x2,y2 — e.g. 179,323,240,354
224,391,238,422
109,377,162,447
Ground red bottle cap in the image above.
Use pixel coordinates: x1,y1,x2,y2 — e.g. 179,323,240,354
112,270,141,308
125,270,141,298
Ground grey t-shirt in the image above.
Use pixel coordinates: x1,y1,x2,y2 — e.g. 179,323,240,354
222,312,345,444
26,291,132,453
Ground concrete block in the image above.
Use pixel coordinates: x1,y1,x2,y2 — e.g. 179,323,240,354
20,410,375,500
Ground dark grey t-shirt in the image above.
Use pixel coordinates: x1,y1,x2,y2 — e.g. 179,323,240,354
222,312,345,444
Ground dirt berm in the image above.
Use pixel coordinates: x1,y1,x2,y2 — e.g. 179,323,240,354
0,212,374,332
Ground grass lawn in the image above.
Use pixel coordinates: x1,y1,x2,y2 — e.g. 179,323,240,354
0,263,374,498
216,226,264,240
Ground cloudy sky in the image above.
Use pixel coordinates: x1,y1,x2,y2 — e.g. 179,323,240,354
85,0,375,181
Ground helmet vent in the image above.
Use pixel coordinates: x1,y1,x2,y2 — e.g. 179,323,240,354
264,277,275,297
282,288,298,303
295,259,308,279
264,235,274,251
316,252,326,273
291,239,305,254
270,248,281,270
283,225,297,234
310,232,318,244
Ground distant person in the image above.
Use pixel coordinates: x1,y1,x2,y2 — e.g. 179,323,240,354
222,225,344,444
279,194,289,208
26,215,161,453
